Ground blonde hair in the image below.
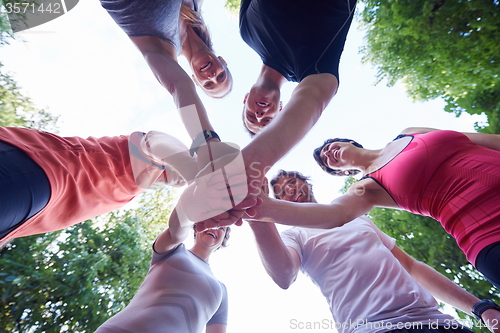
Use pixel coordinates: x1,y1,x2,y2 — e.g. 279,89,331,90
180,5,213,50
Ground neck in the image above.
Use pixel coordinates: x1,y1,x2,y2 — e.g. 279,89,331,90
256,64,287,90
180,23,208,60
357,148,385,176
189,244,213,262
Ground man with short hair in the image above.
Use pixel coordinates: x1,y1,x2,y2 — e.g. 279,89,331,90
247,170,500,333
239,0,355,136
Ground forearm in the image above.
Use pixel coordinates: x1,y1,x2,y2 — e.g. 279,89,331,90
464,132,500,151
248,222,297,289
254,195,358,229
142,51,215,138
409,260,480,315
242,74,337,180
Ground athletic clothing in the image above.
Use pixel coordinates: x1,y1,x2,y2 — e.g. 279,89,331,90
0,127,147,240
0,140,50,239
95,243,228,333
100,0,198,54
239,0,356,82
361,130,500,266
281,216,465,333
475,241,500,289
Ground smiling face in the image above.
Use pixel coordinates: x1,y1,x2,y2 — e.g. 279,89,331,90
194,226,229,249
242,87,282,135
191,54,232,98
320,141,355,171
273,176,313,203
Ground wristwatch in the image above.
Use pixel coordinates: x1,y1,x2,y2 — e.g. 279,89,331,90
471,299,500,324
189,130,220,157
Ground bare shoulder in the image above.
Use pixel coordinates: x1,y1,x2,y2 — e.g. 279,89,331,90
399,127,440,135
348,178,399,209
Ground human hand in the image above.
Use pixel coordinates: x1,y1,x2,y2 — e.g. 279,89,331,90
196,141,240,171
176,149,252,227
482,308,500,333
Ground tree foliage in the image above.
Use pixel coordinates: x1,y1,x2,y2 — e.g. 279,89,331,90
359,0,500,133
0,189,178,333
0,64,59,132
223,0,240,15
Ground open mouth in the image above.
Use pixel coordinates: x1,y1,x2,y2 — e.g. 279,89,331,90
256,101,269,107
205,231,217,239
200,62,212,71
333,148,340,162
294,193,302,202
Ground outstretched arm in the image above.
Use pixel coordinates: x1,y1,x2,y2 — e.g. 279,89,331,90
392,246,500,333
248,222,300,289
242,74,338,192
400,127,500,151
206,324,226,333
129,36,218,143
247,182,380,229
154,209,191,253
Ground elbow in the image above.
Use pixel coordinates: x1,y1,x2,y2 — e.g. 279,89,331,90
275,277,294,290
273,272,297,290
165,76,196,96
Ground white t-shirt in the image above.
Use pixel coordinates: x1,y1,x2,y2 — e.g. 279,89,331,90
281,216,459,333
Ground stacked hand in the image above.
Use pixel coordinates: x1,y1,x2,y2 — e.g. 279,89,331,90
177,142,263,229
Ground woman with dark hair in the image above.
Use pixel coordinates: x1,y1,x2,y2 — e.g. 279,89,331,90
247,127,500,290
95,208,231,333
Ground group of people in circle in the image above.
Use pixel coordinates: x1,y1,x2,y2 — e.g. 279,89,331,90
1,0,500,332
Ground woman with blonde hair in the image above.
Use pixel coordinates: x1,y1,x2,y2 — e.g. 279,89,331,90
100,0,232,159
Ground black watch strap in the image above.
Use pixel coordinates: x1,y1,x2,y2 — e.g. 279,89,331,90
472,300,500,324
189,130,220,157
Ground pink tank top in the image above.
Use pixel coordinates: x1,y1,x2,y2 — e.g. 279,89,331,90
364,130,500,265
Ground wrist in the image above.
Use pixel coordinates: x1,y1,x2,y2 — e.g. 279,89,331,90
190,130,220,157
472,300,500,324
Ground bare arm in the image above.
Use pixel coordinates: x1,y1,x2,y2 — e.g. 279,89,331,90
249,182,380,229
400,127,500,151
153,209,191,253
130,36,215,140
392,246,500,332
206,324,226,333
461,132,500,151
248,222,300,289
242,74,338,187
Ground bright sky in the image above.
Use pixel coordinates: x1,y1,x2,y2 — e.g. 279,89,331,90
0,0,486,332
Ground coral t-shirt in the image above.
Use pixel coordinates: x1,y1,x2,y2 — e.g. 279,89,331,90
0,127,144,240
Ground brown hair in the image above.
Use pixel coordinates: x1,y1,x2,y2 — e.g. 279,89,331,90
270,170,312,199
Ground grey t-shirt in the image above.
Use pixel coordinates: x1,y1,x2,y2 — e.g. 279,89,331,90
95,243,228,333
100,0,198,52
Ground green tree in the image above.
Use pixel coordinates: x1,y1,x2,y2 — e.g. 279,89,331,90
0,189,178,333
0,64,59,132
359,0,500,133
224,0,240,15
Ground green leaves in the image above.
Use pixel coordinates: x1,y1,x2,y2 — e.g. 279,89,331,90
0,189,177,332
0,64,59,132
359,0,500,133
